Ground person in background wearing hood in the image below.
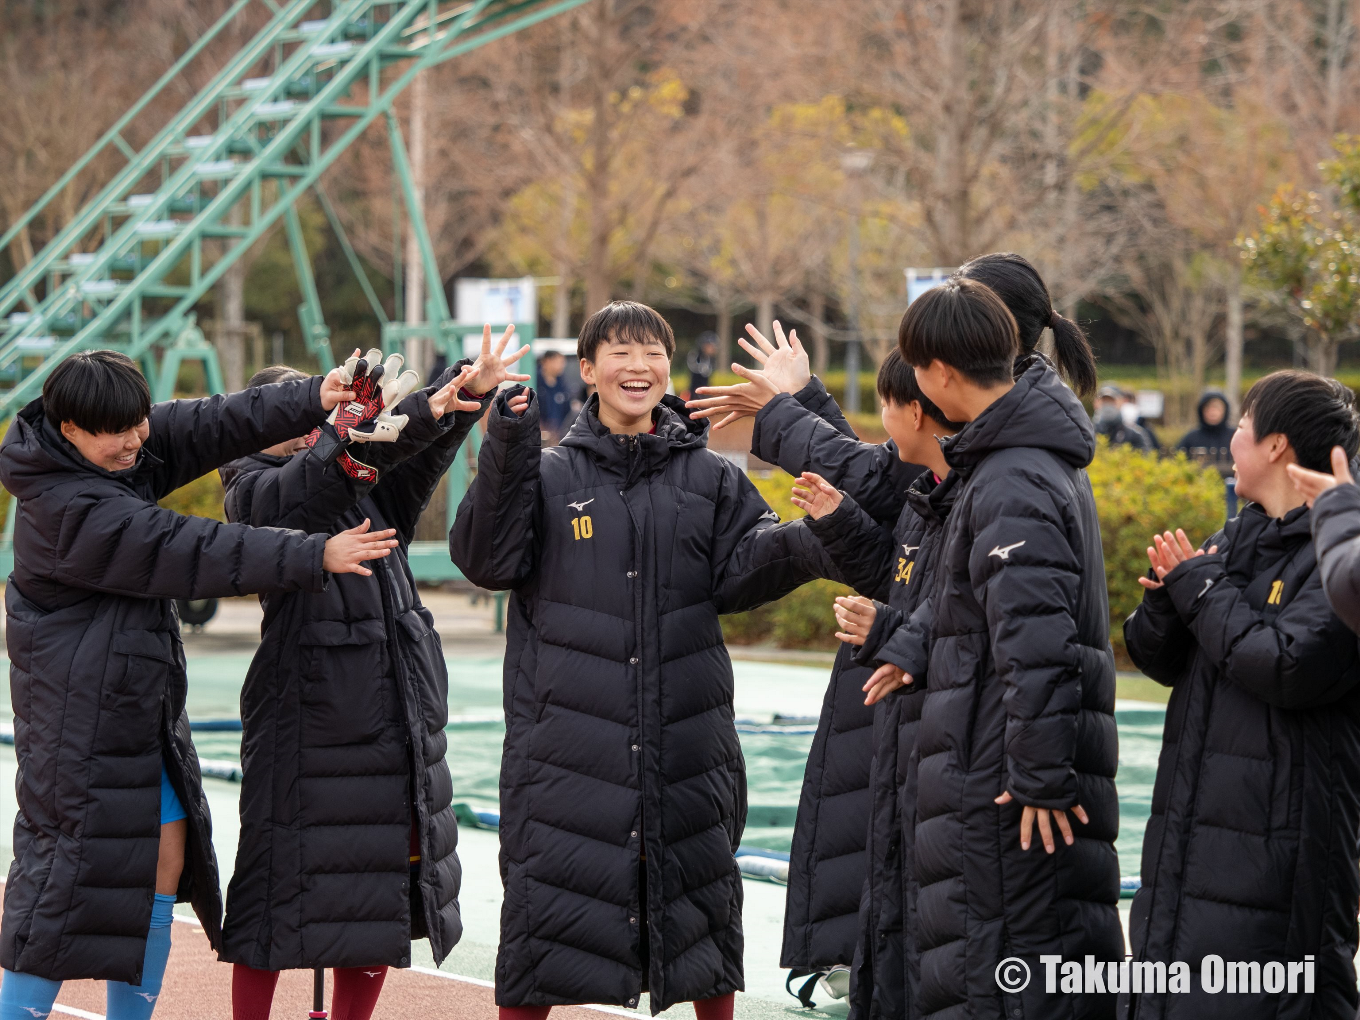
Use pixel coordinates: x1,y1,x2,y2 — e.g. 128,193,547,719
1123,371,1360,1019
1094,385,1156,451
451,301,842,1020
1177,390,1234,475
0,351,398,1020
864,278,1123,1019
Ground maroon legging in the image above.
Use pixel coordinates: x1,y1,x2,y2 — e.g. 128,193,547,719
232,963,389,1020
499,993,735,1020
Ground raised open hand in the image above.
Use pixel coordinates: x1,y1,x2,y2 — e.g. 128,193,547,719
462,324,532,397
790,471,843,520
685,320,810,430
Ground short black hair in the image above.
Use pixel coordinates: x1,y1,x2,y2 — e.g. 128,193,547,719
1240,370,1360,472
876,348,963,431
43,350,151,434
247,365,307,388
578,301,676,362
897,277,1019,387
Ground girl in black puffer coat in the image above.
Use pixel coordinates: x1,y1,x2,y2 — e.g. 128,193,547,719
451,301,841,1017
0,352,389,1013
218,334,525,1019
1123,371,1360,1020
777,352,962,1020
746,368,922,994
892,280,1123,1020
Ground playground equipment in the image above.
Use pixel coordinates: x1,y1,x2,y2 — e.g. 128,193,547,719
0,0,589,580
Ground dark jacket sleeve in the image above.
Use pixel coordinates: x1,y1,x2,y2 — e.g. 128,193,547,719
51,490,326,599
970,470,1085,810
1123,575,1198,687
1312,482,1360,635
789,375,857,437
1162,549,1360,709
710,459,841,613
449,386,541,590
223,450,364,535
368,362,495,542
748,377,919,526
146,377,326,497
870,599,932,679
805,492,896,601
852,602,903,667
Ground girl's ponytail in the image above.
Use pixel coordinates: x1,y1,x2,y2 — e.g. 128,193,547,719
1047,308,1098,399
956,252,1098,399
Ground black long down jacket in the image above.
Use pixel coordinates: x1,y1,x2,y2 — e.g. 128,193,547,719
834,472,957,1020
889,361,1123,1020
0,381,330,982
1123,501,1360,1020
218,365,489,971
747,378,921,979
450,390,835,1013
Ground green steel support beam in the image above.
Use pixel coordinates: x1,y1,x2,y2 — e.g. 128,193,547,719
385,111,450,323
314,183,389,325
284,204,334,369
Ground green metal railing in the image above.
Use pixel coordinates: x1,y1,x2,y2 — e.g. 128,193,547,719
0,0,587,583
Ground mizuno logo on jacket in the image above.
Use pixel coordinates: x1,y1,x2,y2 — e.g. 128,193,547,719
988,541,1025,560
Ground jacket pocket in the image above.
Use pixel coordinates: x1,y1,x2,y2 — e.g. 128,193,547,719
297,619,389,747
398,607,449,738
725,759,748,851
97,632,176,756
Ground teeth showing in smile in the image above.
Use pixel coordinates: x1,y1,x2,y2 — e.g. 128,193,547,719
621,382,650,392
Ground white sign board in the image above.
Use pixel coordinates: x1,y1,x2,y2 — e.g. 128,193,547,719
454,276,537,325
904,267,956,304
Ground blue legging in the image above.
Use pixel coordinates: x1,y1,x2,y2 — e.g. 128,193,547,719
0,893,174,1020
0,767,186,1019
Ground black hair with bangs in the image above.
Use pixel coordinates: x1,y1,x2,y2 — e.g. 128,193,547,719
43,350,152,434
578,301,676,362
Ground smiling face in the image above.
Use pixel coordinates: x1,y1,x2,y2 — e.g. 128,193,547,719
1230,412,1293,507
579,335,672,434
60,418,150,472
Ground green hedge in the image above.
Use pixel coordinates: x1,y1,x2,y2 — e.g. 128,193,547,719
721,470,853,650
1087,440,1227,662
159,471,227,521
724,443,1229,660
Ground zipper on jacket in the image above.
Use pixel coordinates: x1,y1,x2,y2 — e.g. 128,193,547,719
618,475,649,1005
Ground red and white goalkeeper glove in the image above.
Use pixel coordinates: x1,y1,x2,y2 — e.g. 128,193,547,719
304,348,421,480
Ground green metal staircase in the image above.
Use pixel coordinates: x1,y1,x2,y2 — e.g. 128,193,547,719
0,0,587,584
0,0,583,409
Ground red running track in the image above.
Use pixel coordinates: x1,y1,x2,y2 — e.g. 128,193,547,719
30,919,614,1020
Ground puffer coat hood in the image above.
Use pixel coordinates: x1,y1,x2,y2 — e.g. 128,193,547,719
218,366,488,971
902,360,1123,1020
0,381,328,982
1123,501,1360,1020
452,389,838,1013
